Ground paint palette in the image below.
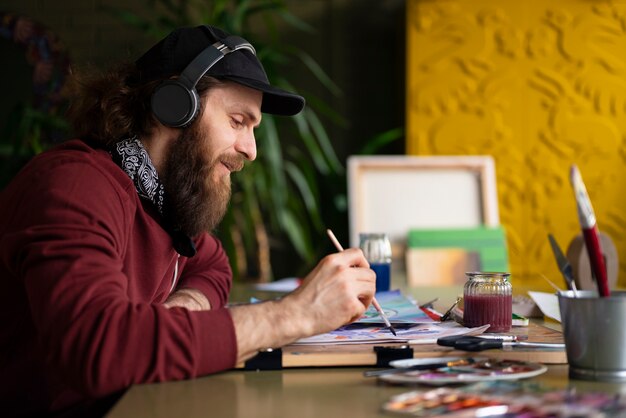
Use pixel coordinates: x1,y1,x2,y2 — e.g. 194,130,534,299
382,383,626,417
380,357,547,385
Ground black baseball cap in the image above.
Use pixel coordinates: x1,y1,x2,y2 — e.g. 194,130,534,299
135,25,305,116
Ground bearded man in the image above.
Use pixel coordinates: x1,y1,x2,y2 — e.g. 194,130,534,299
0,25,375,417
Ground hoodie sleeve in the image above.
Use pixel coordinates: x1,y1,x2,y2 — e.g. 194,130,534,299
176,233,233,309
2,156,237,398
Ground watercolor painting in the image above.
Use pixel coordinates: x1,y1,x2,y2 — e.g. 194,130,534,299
291,290,491,345
356,290,435,325
292,322,488,345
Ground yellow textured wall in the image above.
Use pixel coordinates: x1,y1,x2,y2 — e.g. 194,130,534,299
406,0,626,291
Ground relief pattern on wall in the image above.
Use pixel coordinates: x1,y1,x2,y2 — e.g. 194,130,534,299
406,0,626,289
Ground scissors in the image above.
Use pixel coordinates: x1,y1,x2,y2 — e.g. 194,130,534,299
437,335,564,352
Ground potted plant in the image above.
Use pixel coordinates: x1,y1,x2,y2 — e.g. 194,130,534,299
0,11,71,188
106,0,345,281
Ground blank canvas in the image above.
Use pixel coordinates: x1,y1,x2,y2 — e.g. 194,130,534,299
348,155,500,248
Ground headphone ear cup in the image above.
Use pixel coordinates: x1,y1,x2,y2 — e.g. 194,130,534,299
151,80,200,128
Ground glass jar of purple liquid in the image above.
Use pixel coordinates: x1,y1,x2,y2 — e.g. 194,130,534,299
463,272,512,333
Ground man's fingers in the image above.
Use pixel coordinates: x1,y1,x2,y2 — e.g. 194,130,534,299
333,247,370,268
358,293,375,309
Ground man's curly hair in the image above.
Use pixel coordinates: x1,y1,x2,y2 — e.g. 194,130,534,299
65,63,221,145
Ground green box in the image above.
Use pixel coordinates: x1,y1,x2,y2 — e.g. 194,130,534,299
407,227,509,272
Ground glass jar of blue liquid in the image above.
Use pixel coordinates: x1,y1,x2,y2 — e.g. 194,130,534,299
359,233,392,292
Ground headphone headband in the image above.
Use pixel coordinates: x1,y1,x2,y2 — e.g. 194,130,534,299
179,36,256,88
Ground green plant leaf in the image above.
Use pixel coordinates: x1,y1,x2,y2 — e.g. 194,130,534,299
279,209,313,260
258,116,288,208
305,109,344,175
358,127,405,155
293,49,342,97
275,9,315,33
291,112,330,175
297,92,349,128
284,160,323,230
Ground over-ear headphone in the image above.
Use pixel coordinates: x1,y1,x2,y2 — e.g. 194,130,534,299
151,35,256,128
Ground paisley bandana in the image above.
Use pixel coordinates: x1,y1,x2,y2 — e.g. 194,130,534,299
110,136,166,215
109,136,197,257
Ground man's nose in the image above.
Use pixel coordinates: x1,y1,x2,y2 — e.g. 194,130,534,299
236,131,257,161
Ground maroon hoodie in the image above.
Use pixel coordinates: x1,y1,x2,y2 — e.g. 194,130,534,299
0,140,237,416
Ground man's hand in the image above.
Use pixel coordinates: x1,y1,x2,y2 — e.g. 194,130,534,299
164,288,211,311
286,248,376,334
229,248,375,363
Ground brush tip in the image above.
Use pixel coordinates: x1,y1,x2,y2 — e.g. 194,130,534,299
569,164,580,183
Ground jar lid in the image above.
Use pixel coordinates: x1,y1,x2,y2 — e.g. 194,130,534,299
465,272,510,280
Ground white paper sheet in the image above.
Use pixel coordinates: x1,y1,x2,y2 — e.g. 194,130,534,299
527,291,561,322
291,323,489,345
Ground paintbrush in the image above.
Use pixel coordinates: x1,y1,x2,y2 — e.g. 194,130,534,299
326,229,397,336
569,165,610,297
540,274,563,293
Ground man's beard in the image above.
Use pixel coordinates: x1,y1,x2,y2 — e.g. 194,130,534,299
161,126,236,237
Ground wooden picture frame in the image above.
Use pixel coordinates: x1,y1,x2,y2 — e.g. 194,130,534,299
347,155,500,249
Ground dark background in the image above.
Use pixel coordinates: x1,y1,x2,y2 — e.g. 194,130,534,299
0,0,407,278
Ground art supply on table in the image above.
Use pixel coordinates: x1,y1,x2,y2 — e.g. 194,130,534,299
527,291,562,322
462,272,512,333
406,227,510,284
566,231,619,292
377,357,547,385
419,297,438,309
291,322,488,346
357,290,434,325
547,233,577,295
569,164,610,297
436,335,564,352
238,321,567,369
539,274,563,293
511,313,529,326
438,334,527,344
512,295,542,318
558,290,626,382
447,306,529,328
383,387,510,417
363,357,475,377
326,229,397,336
469,333,528,341
382,382,626,416
358,232,392,292
440,296,461,321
